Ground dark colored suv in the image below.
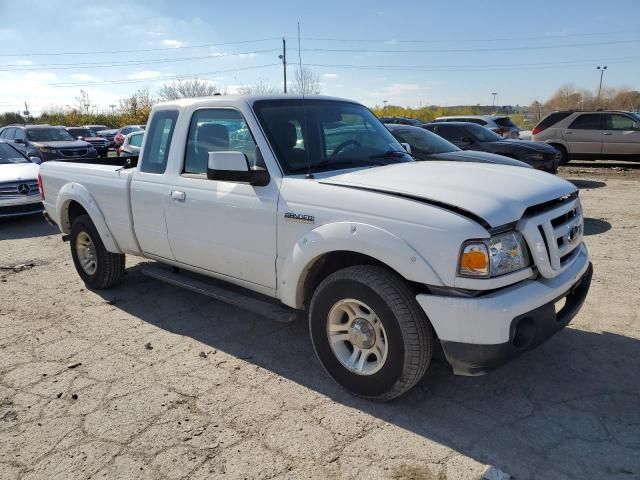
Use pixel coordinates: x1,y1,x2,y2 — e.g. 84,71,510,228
379,116,424,126
0,125,98,162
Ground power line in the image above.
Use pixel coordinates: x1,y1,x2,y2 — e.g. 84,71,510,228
296,29,640,43
0,37,282,57
1,49,280,71
305,55,640,72
40,63,280,88
300,38,640,54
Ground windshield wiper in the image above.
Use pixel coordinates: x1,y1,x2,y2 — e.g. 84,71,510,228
369,149,407,160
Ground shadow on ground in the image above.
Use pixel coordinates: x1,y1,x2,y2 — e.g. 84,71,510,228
583,217,612,236
0,215,56,241
567,179,607,190
94,265,640,480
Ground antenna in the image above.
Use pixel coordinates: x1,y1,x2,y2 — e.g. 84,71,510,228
298,22,313,179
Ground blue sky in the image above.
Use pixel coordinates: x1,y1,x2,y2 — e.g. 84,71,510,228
1,0,639,114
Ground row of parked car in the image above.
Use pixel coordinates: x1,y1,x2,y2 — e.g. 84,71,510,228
0,123,145,163
381,110,640,170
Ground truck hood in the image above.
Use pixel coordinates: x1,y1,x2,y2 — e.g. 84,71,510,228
319,162,576,228
31,140,91,149
0,162,39,182
420,150,531,168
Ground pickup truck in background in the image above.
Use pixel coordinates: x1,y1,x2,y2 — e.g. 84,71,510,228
39,95,592,400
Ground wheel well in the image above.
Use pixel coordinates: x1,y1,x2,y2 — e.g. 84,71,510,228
66,200,88,229
300,251,426,309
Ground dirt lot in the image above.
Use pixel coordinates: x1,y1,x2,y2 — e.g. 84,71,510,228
1,165,639,480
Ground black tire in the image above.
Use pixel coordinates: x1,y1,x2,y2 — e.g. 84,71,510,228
552,144,569,165
309,265,433,401
70,214,125,289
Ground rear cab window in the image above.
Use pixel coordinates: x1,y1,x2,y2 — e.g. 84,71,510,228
139,110,178,174
494,117,517,128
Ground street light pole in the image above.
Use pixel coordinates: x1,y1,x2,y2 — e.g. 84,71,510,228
491,92,498,110
596,66,607,106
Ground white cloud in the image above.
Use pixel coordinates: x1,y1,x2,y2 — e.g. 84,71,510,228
238,52,257,58
383,39,398,45
127,70,162,80
14,60,33,66
322,73,339,79
162,39,185,48
70,73,98,82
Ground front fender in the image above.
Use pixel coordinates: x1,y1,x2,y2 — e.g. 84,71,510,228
56,183,122,254
279,222,443,308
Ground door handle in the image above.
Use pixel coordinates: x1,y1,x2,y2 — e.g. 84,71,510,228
563,131,572,134
170,190,186,201
603,133,613,136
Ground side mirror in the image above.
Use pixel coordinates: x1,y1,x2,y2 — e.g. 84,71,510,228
207,151,269,186
400,142,412,154
14,138,25,144
29,156,42,165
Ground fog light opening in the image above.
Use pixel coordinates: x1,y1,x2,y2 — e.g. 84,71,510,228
513,318,536,349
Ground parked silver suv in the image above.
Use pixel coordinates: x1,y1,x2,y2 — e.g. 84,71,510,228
432,115,521,139
532,111,640,163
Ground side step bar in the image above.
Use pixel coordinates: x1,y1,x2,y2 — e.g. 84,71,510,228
141,263,300,323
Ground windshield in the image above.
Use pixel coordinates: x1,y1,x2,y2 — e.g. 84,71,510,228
254,99,411,174
68,128,95,137
26,127,75,142
0,143,29,164
465,123,503,142
391,127,459,155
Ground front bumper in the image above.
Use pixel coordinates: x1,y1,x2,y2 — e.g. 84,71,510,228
417,244,592,375
0,201,44,218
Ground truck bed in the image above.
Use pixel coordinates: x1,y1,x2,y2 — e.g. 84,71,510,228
40,159,141,255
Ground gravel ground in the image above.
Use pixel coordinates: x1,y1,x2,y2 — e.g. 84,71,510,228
0,165,639,480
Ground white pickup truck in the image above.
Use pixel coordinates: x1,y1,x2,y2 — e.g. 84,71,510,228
39,95,592,400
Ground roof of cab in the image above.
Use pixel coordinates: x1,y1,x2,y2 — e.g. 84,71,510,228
152,94,359,111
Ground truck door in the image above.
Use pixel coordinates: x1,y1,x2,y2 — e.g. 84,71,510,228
130,110,179,260
163,107,278,289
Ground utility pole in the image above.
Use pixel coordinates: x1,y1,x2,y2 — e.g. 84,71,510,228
23,101,30,122
491,92,498,110
596,66,607,106
278,38,287,94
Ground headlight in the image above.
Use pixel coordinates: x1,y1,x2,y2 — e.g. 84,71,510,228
39,147,56,153
524,153,543,161
458,231,530,278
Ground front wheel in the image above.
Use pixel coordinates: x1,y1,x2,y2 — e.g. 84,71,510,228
70,214,125,289
309,265,433,401
552,144,569,165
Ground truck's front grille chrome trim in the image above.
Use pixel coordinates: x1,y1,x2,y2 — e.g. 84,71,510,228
519,193,583,279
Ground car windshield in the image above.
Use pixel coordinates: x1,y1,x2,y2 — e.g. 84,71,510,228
254,99,411,174
26,127,75,142
465,123,503,142
391,127,459,155
68,128,95,137
0,143,29,164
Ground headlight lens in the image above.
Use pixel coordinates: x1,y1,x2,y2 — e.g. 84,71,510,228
39,147,56,153
458,231,530,278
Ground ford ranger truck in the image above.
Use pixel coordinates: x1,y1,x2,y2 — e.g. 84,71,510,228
39,95,592,401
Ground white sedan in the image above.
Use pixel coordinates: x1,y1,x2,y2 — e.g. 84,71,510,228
0,141,43,219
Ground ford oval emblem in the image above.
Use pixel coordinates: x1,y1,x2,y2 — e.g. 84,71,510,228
567,225,579,243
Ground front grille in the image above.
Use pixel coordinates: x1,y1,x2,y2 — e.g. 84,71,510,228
0,202,43,216
86,139,107,147
0,180,39,199
519,194,583,278
59,148,89,157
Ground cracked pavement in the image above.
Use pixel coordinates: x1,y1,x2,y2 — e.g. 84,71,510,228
1,166,639,480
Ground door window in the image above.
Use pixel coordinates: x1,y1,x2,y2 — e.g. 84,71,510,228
436,125,463,141
184,108,258,174
139,110,178,174
568,114,603,130
13,129,26,141
606,114,638,131
3,128,15,140
129,133,144,147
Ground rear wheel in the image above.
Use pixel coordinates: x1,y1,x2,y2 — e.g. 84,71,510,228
309,265,433,401
70,214,125,289
552,144,569,165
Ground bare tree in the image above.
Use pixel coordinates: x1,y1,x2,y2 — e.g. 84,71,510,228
75,90,92,115
236,80,279,95
158,78,224,101
289,66,321,95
